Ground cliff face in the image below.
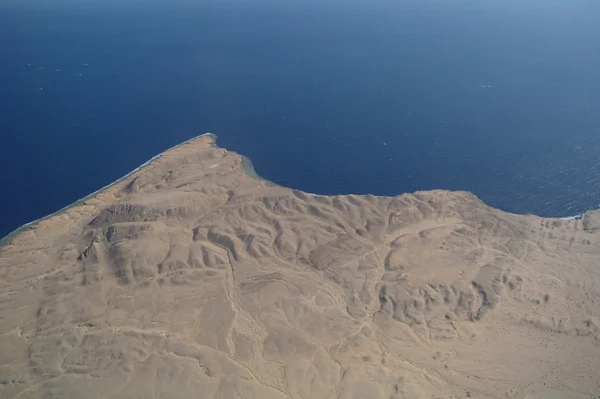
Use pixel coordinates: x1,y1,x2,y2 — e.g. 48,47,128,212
1,135,599,399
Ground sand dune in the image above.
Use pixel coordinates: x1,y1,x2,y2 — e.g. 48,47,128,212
1,135,599,398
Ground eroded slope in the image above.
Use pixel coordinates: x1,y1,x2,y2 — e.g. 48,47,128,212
1,135,599,399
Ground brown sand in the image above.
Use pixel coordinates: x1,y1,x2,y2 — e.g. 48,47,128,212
1,135,599,398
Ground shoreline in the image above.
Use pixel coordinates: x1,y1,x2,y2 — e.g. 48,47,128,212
0,134,592,247
0,133,220,247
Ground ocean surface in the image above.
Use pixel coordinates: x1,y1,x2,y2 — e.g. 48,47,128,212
1,0,600,239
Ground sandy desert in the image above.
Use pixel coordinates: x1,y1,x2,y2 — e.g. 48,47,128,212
1,134,599,398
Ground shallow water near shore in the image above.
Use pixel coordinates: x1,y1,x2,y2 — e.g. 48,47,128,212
1,0,600,238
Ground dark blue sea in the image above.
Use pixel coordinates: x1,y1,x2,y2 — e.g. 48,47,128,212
2,0,600,238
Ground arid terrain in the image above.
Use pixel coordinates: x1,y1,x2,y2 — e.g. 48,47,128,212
1,135,599,399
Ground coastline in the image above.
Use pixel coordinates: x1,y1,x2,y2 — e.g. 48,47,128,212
1,133,592,247
240,155,278,188
0,133,220,247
